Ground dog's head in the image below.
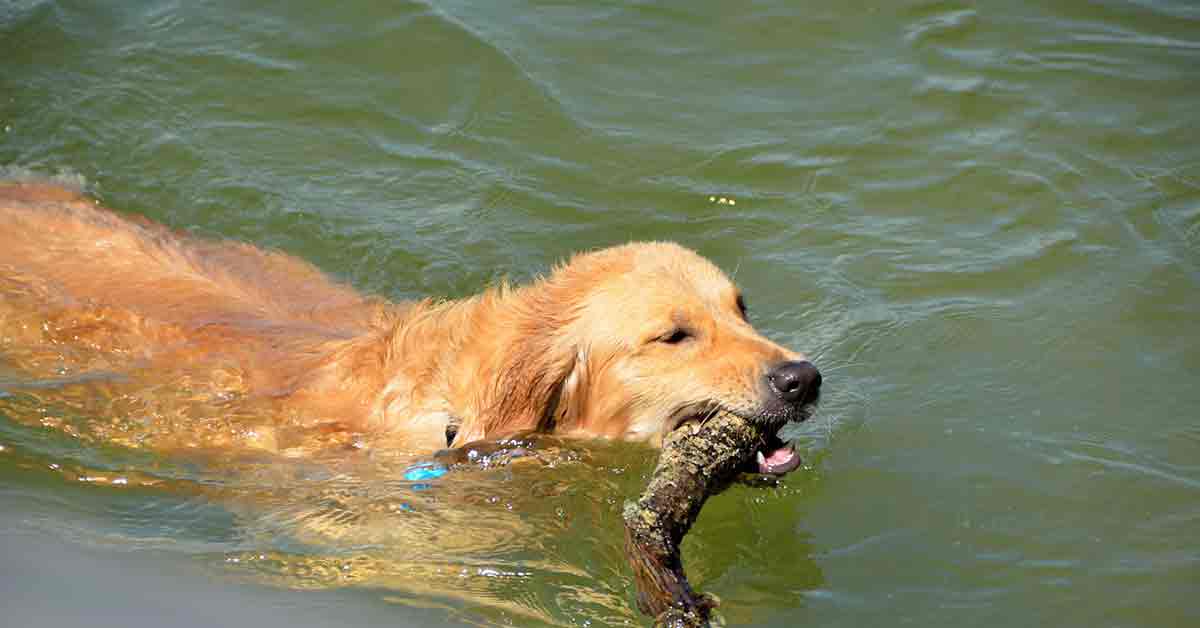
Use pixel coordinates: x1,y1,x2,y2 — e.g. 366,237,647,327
481,242,819,470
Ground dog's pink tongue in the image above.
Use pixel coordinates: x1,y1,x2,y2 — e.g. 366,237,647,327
758,446,801,474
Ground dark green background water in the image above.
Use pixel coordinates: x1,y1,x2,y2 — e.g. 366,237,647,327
2,1,1198,626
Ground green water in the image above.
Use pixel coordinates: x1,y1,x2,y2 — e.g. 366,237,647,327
2,0,1198,626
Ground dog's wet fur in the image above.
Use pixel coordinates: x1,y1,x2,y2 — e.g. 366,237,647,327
0,181,819,457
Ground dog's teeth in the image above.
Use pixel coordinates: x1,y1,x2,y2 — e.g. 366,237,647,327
756,451,766,467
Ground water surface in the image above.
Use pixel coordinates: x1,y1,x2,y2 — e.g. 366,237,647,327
2,0,1198,626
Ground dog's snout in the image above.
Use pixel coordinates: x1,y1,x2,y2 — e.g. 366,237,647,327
767,360,821,405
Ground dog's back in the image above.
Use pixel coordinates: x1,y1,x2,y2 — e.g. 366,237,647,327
0,181,391,385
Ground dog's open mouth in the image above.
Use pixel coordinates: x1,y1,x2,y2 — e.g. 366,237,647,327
671,406,806,476
753,431,801,475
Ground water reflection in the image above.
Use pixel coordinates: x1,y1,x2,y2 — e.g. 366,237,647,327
0,385,825,626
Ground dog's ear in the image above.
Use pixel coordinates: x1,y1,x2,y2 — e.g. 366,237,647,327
548,348,590,430
480,328,586,438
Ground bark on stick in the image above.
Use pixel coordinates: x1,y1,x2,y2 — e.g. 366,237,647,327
623,410,769,627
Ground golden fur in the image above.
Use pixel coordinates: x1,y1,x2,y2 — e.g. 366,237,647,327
0,181,806,454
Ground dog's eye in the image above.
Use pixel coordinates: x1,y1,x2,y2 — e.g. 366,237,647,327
657,328,692,345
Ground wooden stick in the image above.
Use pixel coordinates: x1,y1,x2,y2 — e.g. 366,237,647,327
623,410,770,627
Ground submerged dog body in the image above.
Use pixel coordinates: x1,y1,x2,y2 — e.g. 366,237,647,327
0,182,819,466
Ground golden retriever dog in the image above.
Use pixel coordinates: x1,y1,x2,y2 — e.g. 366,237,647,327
0,181,819,473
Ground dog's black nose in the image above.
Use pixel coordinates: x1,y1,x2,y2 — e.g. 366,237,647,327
767,360,821,405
